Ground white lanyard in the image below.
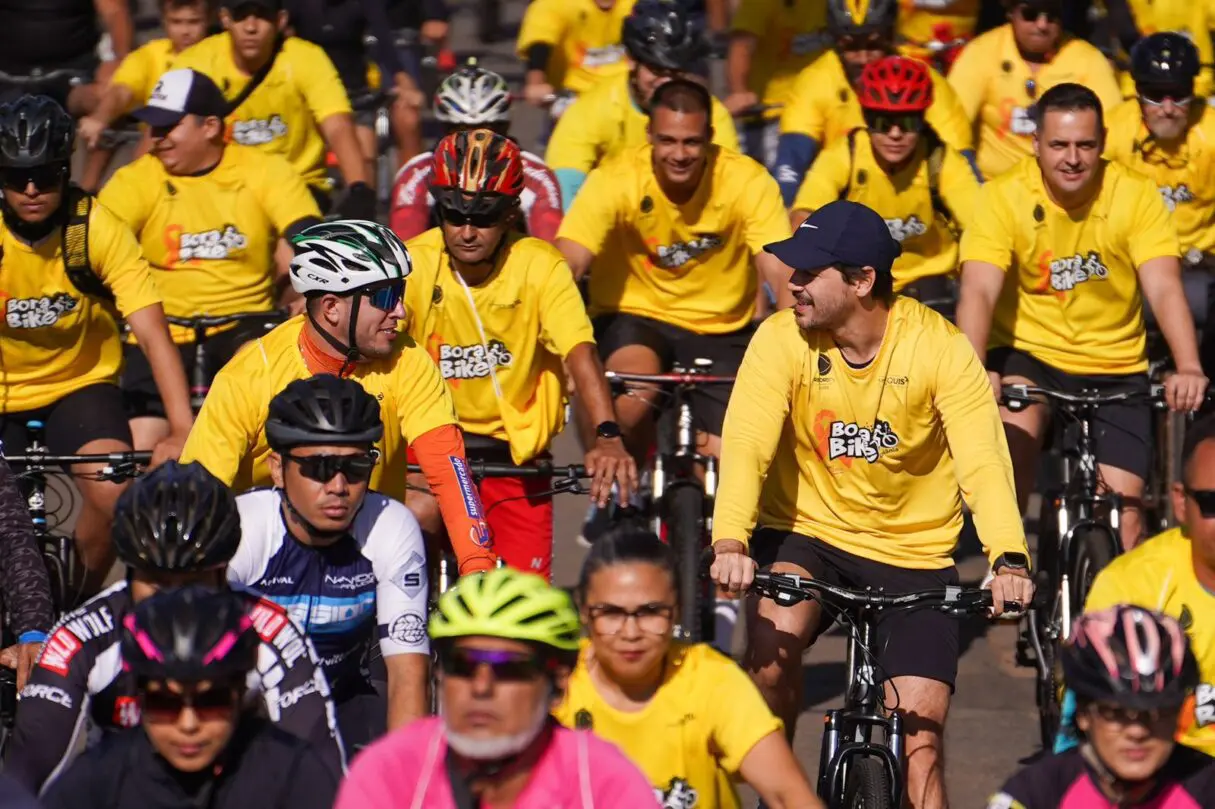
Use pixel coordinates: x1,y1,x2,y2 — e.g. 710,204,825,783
453,270,506,401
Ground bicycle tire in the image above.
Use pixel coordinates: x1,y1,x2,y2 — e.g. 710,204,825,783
1069,528,1116,616
840,755,892,809
1033,605,1065,750
39,541,68,616
663,483,709,644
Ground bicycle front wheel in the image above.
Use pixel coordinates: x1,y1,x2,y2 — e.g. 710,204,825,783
1069,528,1117,615
663,483,709,644
840,756,891,809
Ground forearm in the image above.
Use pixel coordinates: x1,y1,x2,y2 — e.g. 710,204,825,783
413,424,496,572
97,2,133,59
385,657,428,730
756,252,793,309
320,114,370,186
566,343,615,424
726,34,757,95
1142,266,1202,370
127,305,193,434
955,263,1001,362
91,84,133,126
0,464,52,636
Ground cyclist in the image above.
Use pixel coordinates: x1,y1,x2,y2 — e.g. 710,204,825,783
0,95,191,597
385,0,454,162
518,0,636,107
557,525,821,808
1103,0,1215,99
772,0,975,208
947,0,1122,181
956,83,1207,551
791,56,982,298
41,585,340,809
77,0,213,192
174,0,375,219
0,453,54,691
896,0,979,73
404,128,636,581
98,68,322,454
390,63,564,244
179,220,496,576
709,199,1034,809
724,0,829,172
335,567,660,808
546,0,739,210
987,606,1215,808
229,374,429,750
5,461,343,795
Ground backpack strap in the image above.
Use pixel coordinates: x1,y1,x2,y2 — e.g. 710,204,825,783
923,131,959,238
841,127,863,200
60,186,114,303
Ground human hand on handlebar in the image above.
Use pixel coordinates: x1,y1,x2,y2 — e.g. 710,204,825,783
523,80,556,107
1,641,42,690
584,437,638,508
708,539,757,598
150,431,189,469
723,91,759,116
78,115,107,150
393,73,425,109
1164,367,1209,413
985,566,1034,618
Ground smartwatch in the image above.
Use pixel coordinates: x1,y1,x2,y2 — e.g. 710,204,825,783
596,421,622,440
992,552,1031,574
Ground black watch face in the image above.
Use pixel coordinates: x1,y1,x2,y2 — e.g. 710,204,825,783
1000,553,1030,569
597,422,621,439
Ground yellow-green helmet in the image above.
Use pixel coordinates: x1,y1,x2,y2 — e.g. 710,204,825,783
430,568,581,654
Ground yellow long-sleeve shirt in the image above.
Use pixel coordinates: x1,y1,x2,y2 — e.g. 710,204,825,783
712,300,1027,569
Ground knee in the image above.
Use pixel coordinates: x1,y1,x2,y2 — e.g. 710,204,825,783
744,608,811,689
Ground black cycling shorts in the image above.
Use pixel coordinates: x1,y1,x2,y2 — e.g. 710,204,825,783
987,347,1151,479
752,528,962,689
335,686,387,755
0,383,131,459
592,313,756,438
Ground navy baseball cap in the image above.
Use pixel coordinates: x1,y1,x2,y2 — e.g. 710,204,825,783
764,200,901,275
132,69,229,128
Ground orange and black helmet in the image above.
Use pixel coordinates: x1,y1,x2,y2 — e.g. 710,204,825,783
858,56,933,113
431,129,524,217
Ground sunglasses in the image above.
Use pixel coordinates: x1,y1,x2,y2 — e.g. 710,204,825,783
838,34,888,52
141,685,239,721
2,163,67,192
864,113,925,134
1017,4,1061,23
1089,702,1173,728
438,206,503,228
363,282,404,312
1140,88,1194,107
228,5,277,22
286,452,378,484
1186,487,1215,518
440,647,545,682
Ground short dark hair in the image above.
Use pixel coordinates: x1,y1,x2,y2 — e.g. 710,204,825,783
649,78,712,121
1032,82,1105,133
575,521,679,605
1182,414,1215,482
839,263,895,304
161,0,209,11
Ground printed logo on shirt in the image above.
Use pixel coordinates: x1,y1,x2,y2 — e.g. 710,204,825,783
61,605,115,643
437,341,513,380
1159,184,1194,211
170,224,249,262
1047,251,1109,292
231,115,288,146
388,612,427,646
827,419,900,463
653,235,723,270
1193,683,1215,727
278,679,318,710
249,599,310,669
886,215,928,242
20,683,73,709
580,44,625,68
449,456,485,522
324,572,376,590
392,551,427,598
113,696,141,728
6,293,78,329
38,626,83,675
1007,105,1036,136
656,777,699,809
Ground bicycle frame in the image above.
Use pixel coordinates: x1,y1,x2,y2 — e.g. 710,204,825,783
162,311,285,411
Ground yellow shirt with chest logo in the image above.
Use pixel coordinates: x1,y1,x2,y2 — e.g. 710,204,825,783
0,202,162,412
1104,99,1215,261
557,144,789,334
99,145,320,345
947,25,1123,181
175,33,351,191
730,0,829,120
111,38,178,108
712,302,1027,569
959,157,1179,376
516,0,636,95
792,129,982,289
779,50,974,152
553,641,783,809
403,229,594,463
1086,527,1215,756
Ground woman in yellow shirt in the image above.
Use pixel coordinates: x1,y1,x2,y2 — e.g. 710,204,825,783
553,527,821,809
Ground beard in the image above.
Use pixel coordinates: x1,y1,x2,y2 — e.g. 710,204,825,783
442,682,553,761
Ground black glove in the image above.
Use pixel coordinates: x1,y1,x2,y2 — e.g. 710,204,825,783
336,182,377,222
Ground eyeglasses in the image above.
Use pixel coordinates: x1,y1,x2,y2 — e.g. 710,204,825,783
362,281,404,312
863,113,926,134
1017,4,1061,23
440,647,545,682
1185,487,1215,518
586,603,675,636
1089,702,1173,728
1139,89,1194,107
438,205,504,229
141,685,239,721
286,452,378,484
1,163,67,192
837,34,888,52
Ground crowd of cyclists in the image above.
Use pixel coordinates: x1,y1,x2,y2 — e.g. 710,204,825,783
0,0,1211,806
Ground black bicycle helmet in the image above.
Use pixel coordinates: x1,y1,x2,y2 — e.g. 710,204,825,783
111,461,242,572
122,585,260,683
826,0,898,36
265,374,384,451
1062,605,1200,711
0,95,74,169
622,0,709,72
1131,32,1200,90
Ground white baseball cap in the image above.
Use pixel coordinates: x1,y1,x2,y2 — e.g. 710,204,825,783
132,69,229,128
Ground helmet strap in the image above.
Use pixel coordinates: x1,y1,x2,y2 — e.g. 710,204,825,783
305,294,365,377
278,486,347,543
1079,741,1161,804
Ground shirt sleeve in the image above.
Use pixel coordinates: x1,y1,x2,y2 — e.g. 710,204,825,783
394,345,459,441
932,332,1029,565
255,152,324,233
711,100,741,152
408,424,496,574
778,65,828,140
0,456,53,638
296,42,354,123
958,182,1015,269
516,0,565,52
96,161,152,233
537,253,596,357
1125,173,1181,266
792,138,852,213
369,500,430,658
545,93,606,173
705,650,785,772
742,167,792,253
944,39,987,123
179,350,263,485
731,0,774,36
555,163,619,254
89,203,162,318
109,44,151,104
939,148,984,232
925,69,976,152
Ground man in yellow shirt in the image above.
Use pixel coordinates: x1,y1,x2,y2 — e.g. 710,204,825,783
946,0,1122,180
957,83,1207,552
1107,0,1215,99
773,0,975,207
557,80,791,470
708,199,1033,809
404,128,635,581
518,0,636,104
98,69,322,454
0,96,192,597
546,0,739,209
174,0,373,219
791,56,982,296
897,0,981,72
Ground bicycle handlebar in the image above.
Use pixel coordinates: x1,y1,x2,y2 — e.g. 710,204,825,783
605,371,737,385
0,68,88,86
405,461,588,478
5,451,153,466
164,310,288,330
731,103,783,119
1000,383,1197,413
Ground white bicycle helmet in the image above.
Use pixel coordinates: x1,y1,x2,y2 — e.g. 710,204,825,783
434,61,512,126
289,219,412,296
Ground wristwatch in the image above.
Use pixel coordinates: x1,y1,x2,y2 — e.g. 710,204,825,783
596,421,622,440
992,552,1031,574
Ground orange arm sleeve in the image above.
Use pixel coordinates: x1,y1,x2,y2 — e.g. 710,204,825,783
410,424,497,574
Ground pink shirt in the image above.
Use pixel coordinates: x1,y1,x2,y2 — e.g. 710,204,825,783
335,717,660,809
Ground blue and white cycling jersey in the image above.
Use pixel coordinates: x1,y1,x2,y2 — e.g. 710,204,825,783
230,489,430,698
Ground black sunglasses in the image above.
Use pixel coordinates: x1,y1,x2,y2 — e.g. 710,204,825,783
2,163,67,192
438,205,504,228
1186,487,1215,518
837,33,888,52
1017,3,1061,23
141,685,239,720
286,452,378,484
440,647,545,682
228,4,278,22
864,113,926,134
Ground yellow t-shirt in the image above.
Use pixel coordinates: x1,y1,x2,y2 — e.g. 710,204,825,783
712,301,1028,569
730,0,829,119
545,72,740,174
792,130,982,289
557,144,790,334
1086,526,1215,756
111,38,178,109
1104,99,1215,262
959,157,1178,376
553,642,784,809
516,0,636,95
946,25,1123,180
179,316,458,502
779,50,974,152
0,202,162,412
403,230,595,463
98,145,320,345
896,0,981,52
174,33,352,191
1116,1,1215,99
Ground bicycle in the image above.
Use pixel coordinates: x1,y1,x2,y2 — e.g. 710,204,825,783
161,311,287,412
701,548,1026,809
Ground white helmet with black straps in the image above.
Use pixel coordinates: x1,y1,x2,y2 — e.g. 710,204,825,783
433,60,512,126
289,219,412,296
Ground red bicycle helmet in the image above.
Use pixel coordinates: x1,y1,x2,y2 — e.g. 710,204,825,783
858,56,934,113
431,128,523,217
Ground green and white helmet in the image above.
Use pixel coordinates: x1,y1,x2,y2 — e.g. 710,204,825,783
289,220,412,296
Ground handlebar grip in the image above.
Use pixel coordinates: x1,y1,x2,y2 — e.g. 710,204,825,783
699,546,716,580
